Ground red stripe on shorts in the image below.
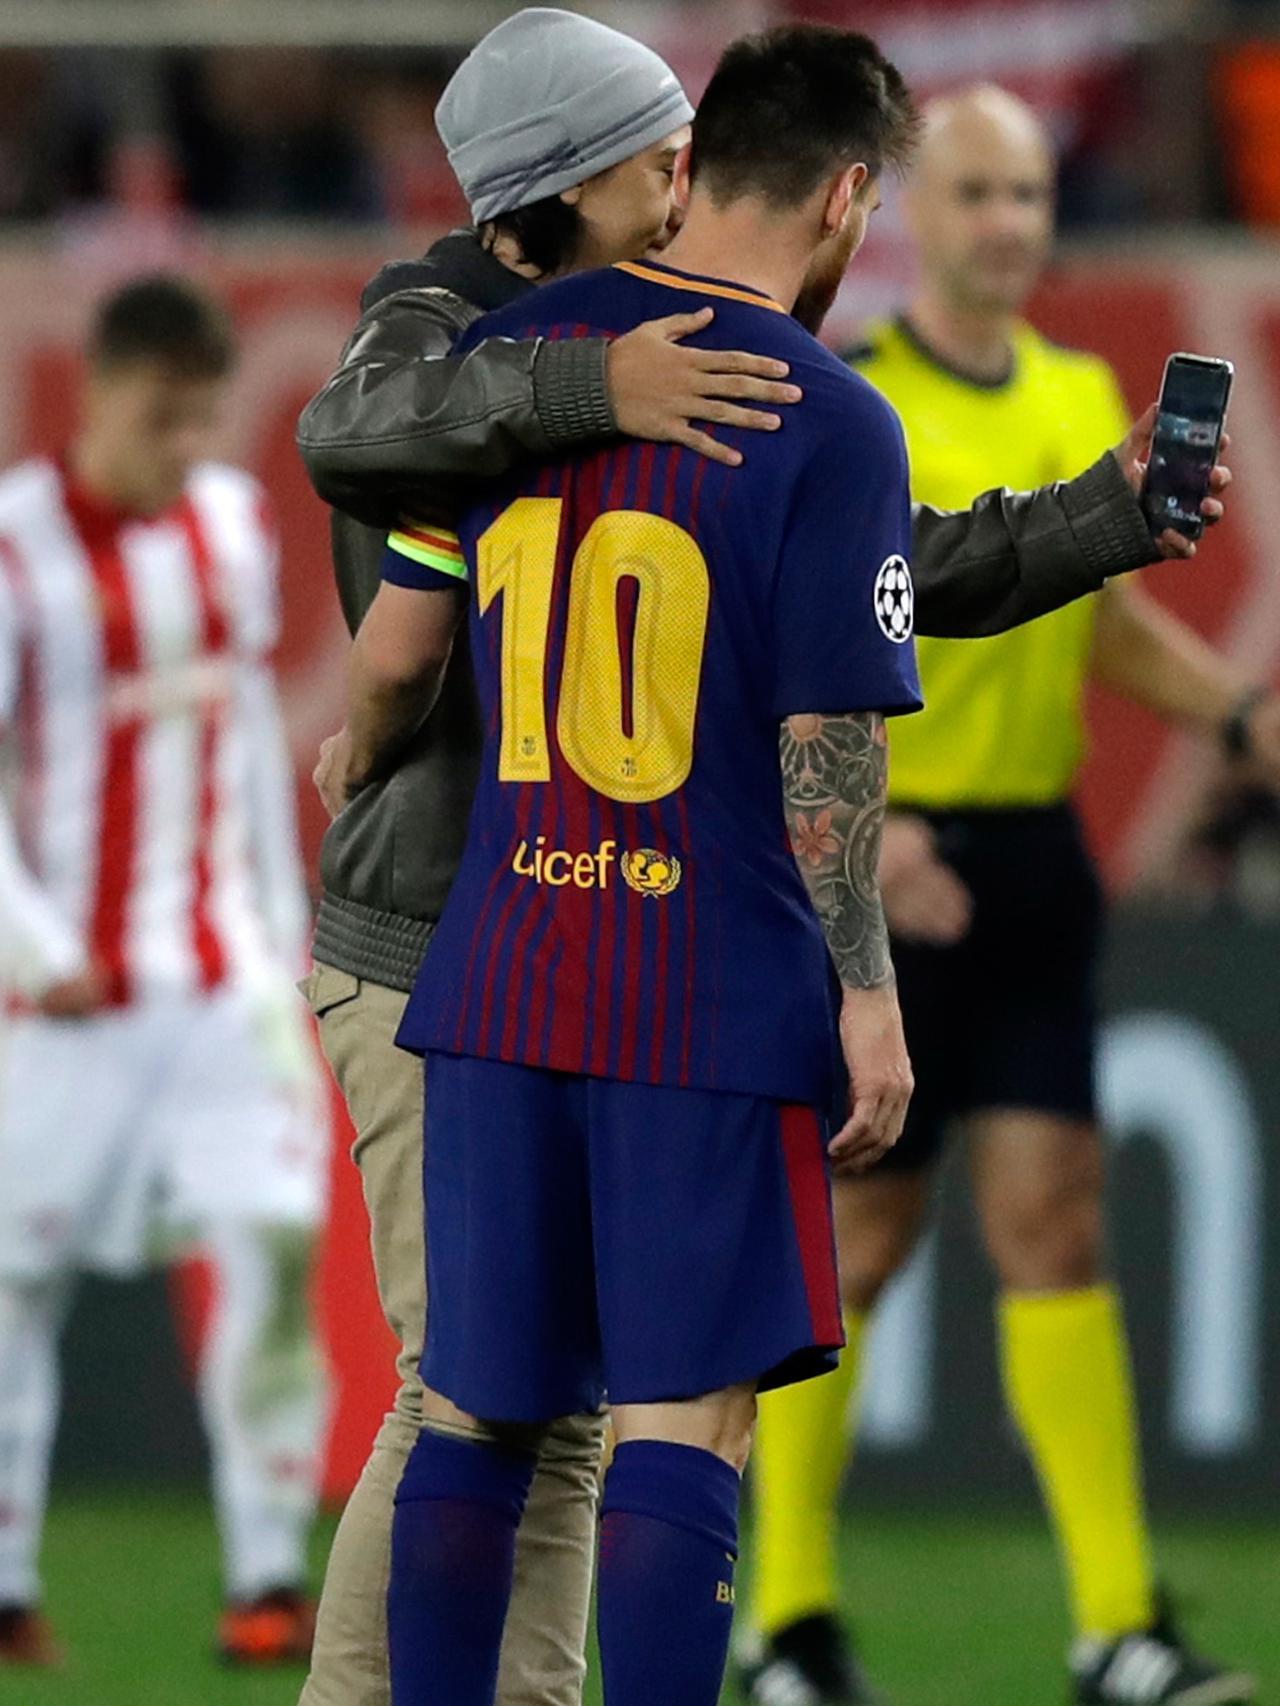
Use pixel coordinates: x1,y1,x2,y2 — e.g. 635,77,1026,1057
779,1105,843,1347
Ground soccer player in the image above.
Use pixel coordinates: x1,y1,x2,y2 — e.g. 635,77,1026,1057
0,278,330,1668
322,24,923,1706
745,86,1275,1706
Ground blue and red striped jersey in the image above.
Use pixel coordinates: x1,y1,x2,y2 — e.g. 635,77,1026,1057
393,259,922,1104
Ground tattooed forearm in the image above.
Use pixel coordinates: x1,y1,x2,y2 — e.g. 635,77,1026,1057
780,710,893,990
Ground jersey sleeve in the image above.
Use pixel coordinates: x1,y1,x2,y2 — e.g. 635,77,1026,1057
771,393,924,720
0,545,88,994
248,486,283,657
382,519,469,592
235,658,312,975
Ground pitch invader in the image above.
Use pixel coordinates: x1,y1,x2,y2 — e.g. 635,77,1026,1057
0,279,330,1666
322,26,923,1706
745,86,1273,1706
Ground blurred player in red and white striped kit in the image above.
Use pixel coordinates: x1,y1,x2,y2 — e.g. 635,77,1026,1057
0,277,329,1667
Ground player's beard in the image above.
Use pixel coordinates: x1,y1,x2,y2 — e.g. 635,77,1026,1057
791,220,862,337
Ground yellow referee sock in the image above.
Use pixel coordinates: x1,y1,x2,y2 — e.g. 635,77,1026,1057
1000,1283,1157,1640
748,1312,865,1638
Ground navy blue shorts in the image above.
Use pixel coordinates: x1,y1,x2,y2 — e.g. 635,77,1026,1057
420,1052,843,1424
879,802,1103,1174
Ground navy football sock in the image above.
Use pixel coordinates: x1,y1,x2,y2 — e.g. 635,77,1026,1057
388,1427,536,1706
597,1439,742,1706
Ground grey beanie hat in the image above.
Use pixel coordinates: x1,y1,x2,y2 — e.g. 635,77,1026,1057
437,8,694,224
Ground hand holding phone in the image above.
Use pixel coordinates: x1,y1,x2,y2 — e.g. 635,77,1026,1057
1140,353,1233,544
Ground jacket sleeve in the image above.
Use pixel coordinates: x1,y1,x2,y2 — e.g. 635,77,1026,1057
912,451,1158,639
297,284,615,532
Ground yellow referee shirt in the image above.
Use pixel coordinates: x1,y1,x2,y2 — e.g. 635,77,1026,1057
854,317,1131,807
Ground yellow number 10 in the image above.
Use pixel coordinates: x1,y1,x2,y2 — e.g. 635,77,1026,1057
477,497,711,805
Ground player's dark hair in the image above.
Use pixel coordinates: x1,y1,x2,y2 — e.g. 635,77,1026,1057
88,275,236,379
485,193,584,277
690,25,920,209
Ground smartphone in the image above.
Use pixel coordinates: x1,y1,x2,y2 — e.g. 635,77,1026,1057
1140,353,1233,543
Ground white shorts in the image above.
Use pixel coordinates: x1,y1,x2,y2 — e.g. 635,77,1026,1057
0,984,329,1280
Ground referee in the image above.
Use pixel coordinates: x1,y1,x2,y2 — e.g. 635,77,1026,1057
746,85,1279,1706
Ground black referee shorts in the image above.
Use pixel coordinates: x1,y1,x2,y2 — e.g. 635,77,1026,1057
878,802,1104,1174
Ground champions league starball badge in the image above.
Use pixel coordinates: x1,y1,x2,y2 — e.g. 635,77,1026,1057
874,555,914,643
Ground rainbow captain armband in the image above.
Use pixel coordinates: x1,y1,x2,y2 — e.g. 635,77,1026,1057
382,519,469,592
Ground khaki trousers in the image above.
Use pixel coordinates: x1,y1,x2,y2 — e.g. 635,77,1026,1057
299,962,604,1706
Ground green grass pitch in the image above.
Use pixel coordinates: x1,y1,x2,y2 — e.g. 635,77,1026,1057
2,1489,1275,1705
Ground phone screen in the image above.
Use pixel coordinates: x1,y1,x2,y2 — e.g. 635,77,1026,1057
1141,355,1232,543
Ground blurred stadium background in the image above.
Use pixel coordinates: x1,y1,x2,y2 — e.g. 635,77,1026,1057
0,1,1277,1702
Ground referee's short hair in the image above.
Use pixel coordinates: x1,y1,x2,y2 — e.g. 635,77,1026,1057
88,275,236,380
691,24,920,210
